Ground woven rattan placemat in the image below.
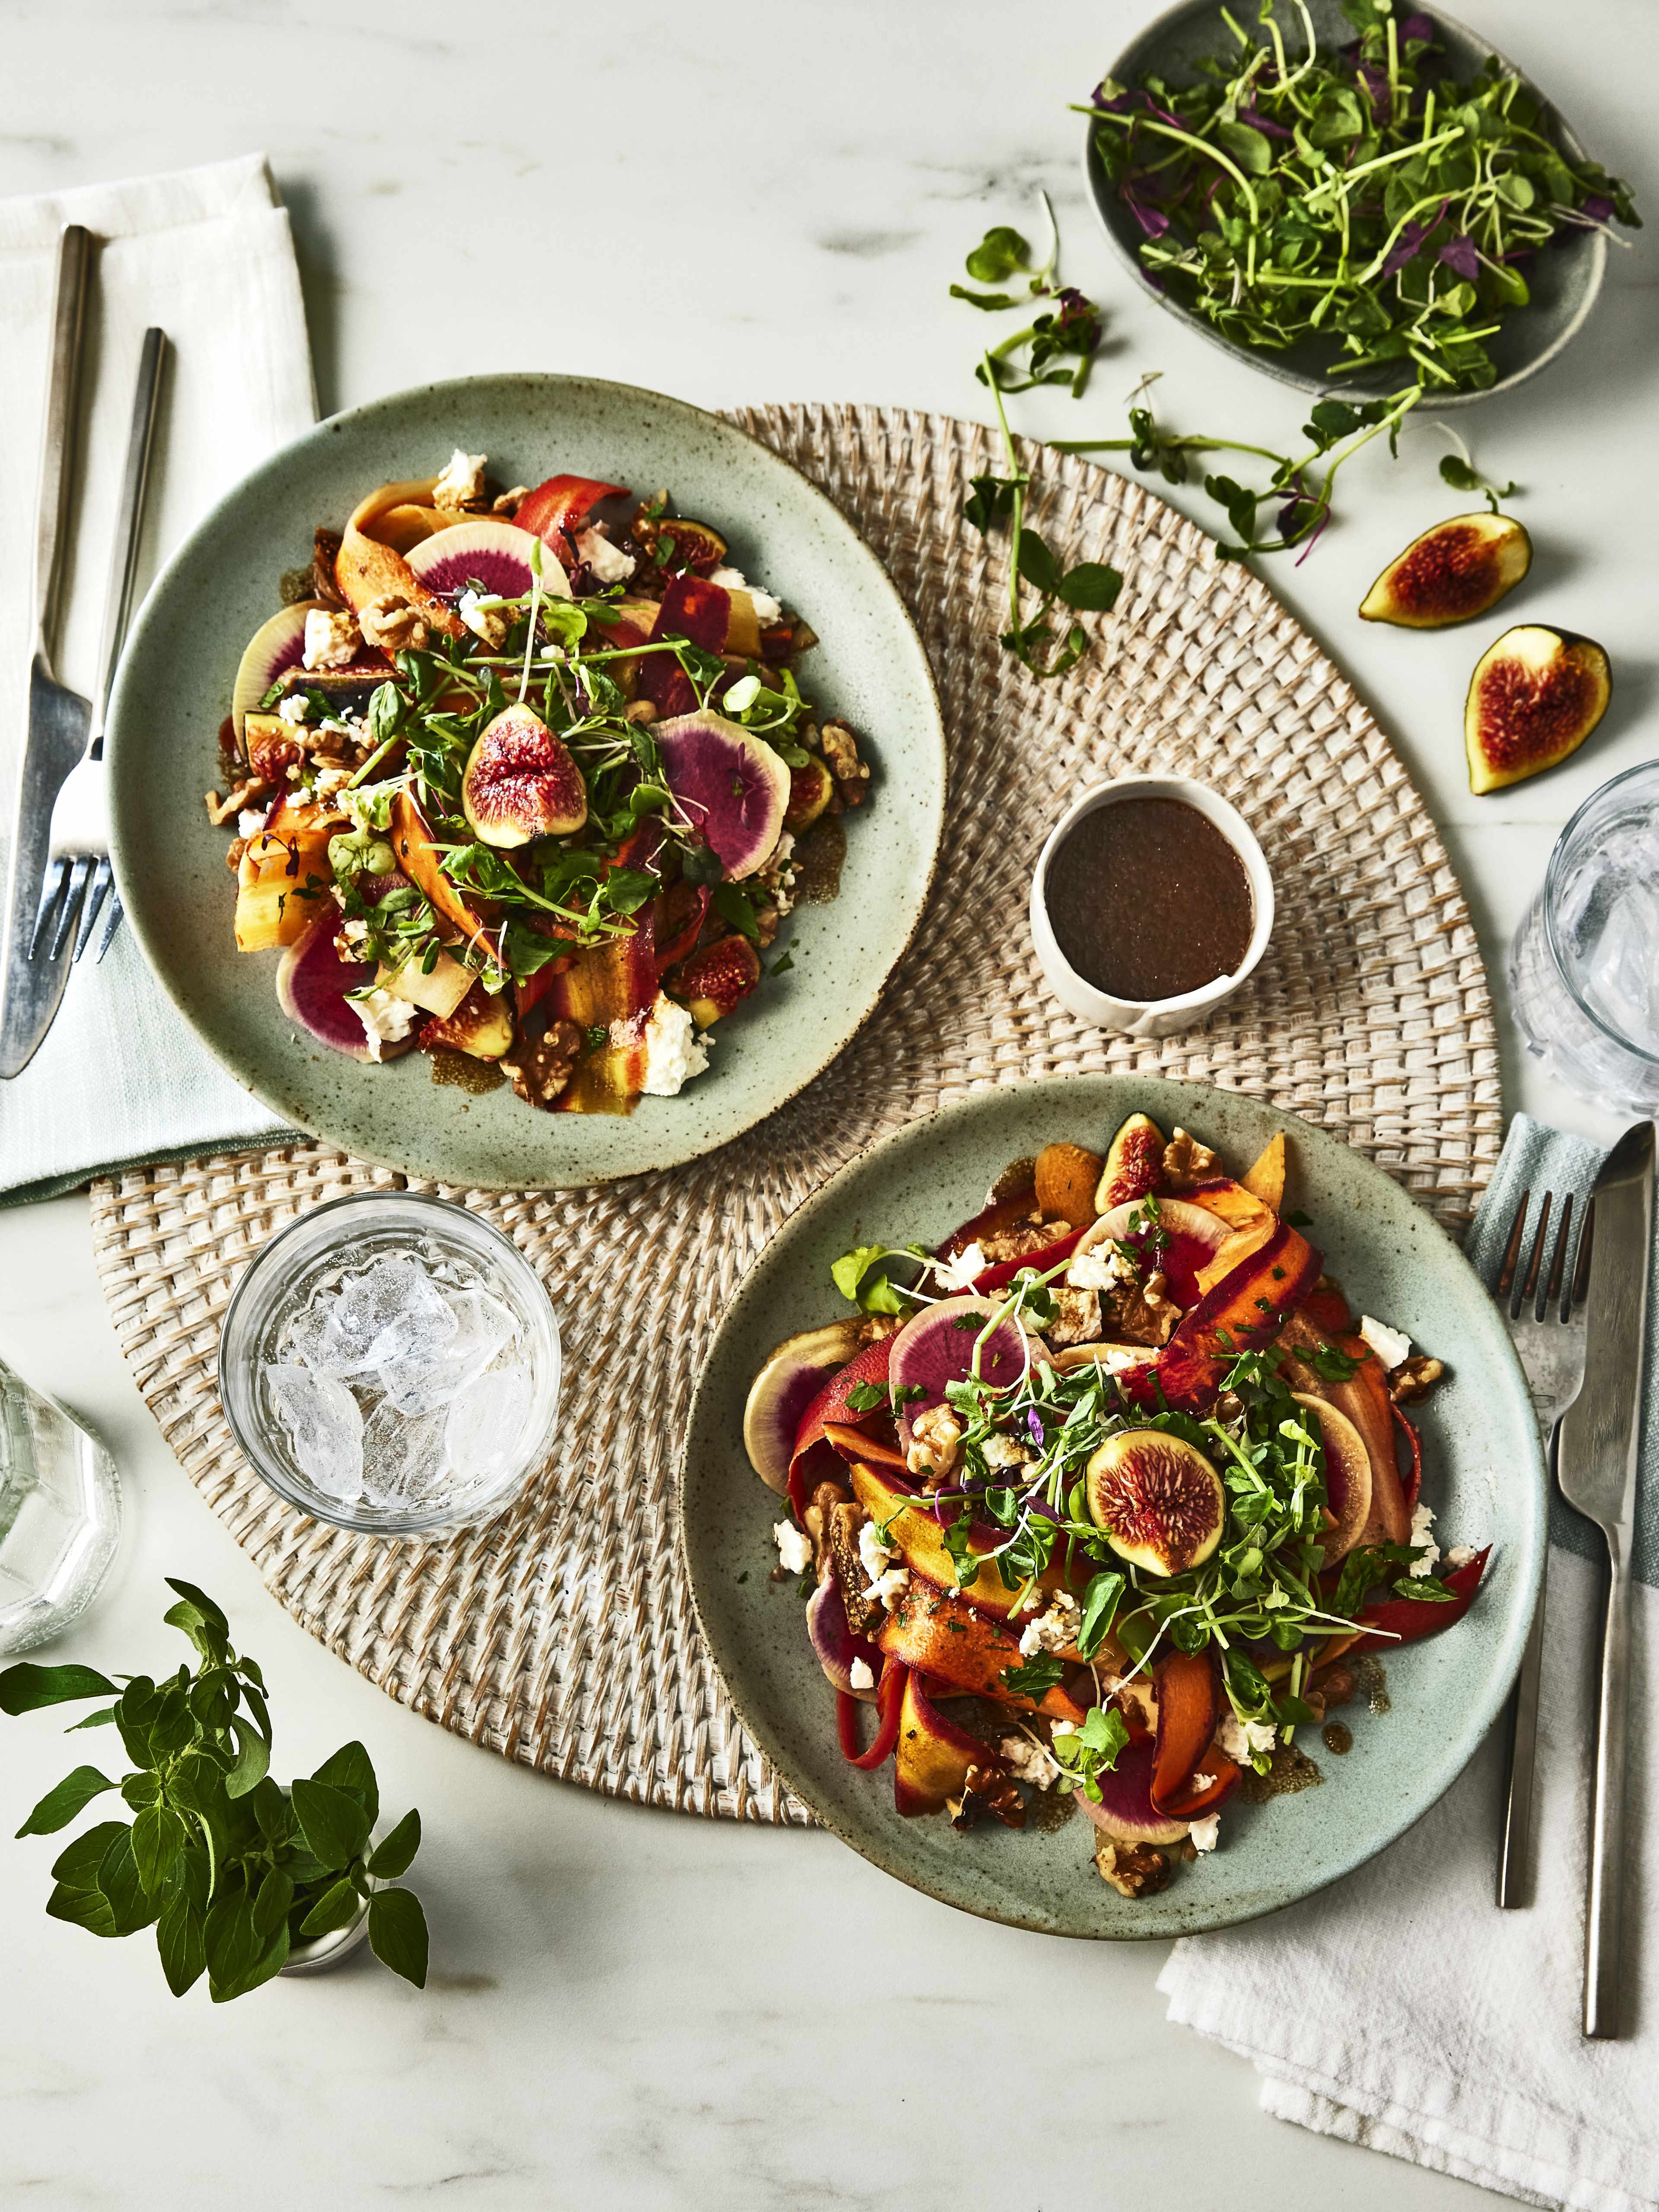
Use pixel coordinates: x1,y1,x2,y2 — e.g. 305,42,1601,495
89,404,1501,1824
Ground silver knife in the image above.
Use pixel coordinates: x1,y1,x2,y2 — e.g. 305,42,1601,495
1555,1119,1655,2039
0,225,95,1078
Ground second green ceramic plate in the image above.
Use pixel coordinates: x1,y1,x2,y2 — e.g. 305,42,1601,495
681,1075,1545,1939
108,375,944,1189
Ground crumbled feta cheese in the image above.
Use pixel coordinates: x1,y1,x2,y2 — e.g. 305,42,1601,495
1049,1720,1077,1740
1189,1813,1221,1853
709,565,783,627
981,1432,1033,1471
1217,1709,1277,1764
1191,1772,1216,1792
864,1566,909,1609
236,807,267,838
574,526,636,584
456,588,510,650
1444,1544,1477,1570
1018,1591,1081,1658
772,1519,812,1575
1001,1732,1062,1790
858,1517,909,1610
934,1241,986,1291
340,918,371,945
637,991,710,1097
302,607,360,672
277,693,311,725
349,987,416,1062
1408,1501,1441,1577
1068,1243,1135,1292
432,448,486,509
1360,1314,1413,1374
848,1657,875,1693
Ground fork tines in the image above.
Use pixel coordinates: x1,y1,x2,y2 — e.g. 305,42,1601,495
1497,1185,1594,1324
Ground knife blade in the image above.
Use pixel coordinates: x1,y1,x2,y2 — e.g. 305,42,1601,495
0,224,93,1079
1555,1118,1654,2039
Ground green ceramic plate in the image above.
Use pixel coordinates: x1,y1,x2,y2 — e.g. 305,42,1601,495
106,375,944,1189
681,1074,1545,1939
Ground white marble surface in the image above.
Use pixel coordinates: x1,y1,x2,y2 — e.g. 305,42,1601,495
1,1,1655,2204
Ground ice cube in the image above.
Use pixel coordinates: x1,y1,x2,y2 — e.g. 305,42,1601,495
359,1400,449,1507
265,1364,365,1501
445,1363,534,1484
315,1255,456,1376
379,1287,518,1416
279,1299,336,1370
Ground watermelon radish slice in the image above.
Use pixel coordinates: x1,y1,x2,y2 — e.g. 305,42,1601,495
232,602,320,745
888,1293,1030,1450
655,712,790,879
1075,1736,1191,1846
405,518,570,604
807,1572,881,1694
744,1318,864,1493
1077,1197,1234,1309
276,904,406,1062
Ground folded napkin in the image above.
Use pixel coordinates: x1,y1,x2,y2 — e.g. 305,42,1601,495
1159,1112,1659,2212
0,155,313,1204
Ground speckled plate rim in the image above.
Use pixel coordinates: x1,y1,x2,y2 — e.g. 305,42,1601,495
679,1074,1545,1940
106,372,946,1190
1081,0,1608,407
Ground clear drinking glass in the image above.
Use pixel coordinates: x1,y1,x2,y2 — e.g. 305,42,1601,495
0,1358,122,1655
1510,760,1659,1118
217,1190,561,1536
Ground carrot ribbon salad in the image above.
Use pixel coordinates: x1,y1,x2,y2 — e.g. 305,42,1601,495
744,1113,1482,1899
211,451,872,1114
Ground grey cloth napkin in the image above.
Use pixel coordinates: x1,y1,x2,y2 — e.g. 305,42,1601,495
1159,1110,1659,2212
0,156,312,1204
1464,1110,1658,1588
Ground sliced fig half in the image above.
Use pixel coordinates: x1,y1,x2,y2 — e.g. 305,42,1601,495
887,1292,1030,1450
1465,625,1611,794
675,934,761,1028
1360,512,1532,629
654,712,791,879
1094,1112,1165,1213
405,517,570,604
276,905,399,1061
1085,1429,1224,1577
232,601,320,747
783,757,834,833
744,1317,865,1492
419,982,515,1062
1293,1392,1373,1564
461,703,588,846
655,517,728,575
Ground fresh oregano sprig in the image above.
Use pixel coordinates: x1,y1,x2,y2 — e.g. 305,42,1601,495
1,1580,429,2002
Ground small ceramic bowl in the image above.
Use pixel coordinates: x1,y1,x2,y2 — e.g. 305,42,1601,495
218,1189,561,1535
1029,775,1274,1038
1082,0,1609,406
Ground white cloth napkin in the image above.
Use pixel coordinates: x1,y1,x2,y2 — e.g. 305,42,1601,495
1160,1120,1659,2212
0,155,314,1203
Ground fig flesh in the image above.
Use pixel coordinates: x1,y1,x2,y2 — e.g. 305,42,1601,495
743,1317,865,1492
887,1292,1030,1450
675,934,761,1027
405,517,569,604
1292,1391,1372,1564
461,703,588,846
654,712,791,879
655,517,728,576
1085,1429,1224,1576
783,757,834,833
418,982,514,1062
1360,512,1531,629
1465,625,1611,794
1095,1112,1165,1213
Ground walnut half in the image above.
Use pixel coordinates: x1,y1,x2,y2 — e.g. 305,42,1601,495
1389,1355,1446,1404
1162,1128,1219,1190
501,1019,583,1110
1094,1834,1173,1898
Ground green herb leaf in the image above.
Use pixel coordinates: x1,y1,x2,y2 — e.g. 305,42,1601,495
998,1654,1066,1700
130,1802,189,1895
0,1661,119,1714
369,1886,430,1988
155,1891,207,1997
1054,561,1123,613
15,1764,116,1838
1076,1571,1127,1659
842,1381,888,1414
311,1740,380,1831
367,1808,423,1881
289,1777,371,1872
300,1876,365,1939
225,1715,270,1800
1392,1575,1459,1602
965,225,1031,284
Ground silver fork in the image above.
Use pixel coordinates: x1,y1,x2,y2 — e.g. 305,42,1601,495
30,323,167,966
1489,1183,1592,1907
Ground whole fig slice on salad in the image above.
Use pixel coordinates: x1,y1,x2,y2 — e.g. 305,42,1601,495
460,703,588,847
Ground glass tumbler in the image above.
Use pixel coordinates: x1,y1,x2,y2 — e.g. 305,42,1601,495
1510,760,1659,1118
0,1357,122,1655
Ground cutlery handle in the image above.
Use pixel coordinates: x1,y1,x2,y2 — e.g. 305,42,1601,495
91,327,166,749
1584,1542,1633,2037
1497,1526,1551,1908
32,226,94,664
